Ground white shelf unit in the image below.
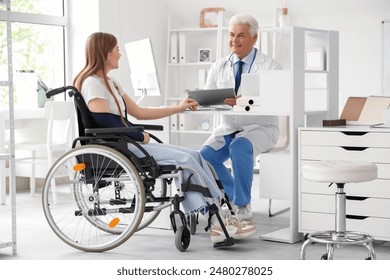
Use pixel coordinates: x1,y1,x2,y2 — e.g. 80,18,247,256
164,12,229,148
252,26,338,244
298,126,390,241
0,0,17,255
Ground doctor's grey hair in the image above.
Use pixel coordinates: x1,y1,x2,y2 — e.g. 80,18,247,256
229,13,259,37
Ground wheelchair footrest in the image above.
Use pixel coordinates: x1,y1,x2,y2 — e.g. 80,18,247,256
213,237,235,248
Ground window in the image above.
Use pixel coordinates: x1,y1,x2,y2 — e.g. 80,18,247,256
0,0,68,109
11,0,64,16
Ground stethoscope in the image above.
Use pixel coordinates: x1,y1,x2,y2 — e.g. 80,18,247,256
219,48,257,85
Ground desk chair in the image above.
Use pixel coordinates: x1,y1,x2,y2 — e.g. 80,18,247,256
15,101,75,201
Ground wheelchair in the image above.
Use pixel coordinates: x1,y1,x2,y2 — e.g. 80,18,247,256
42,86,236,252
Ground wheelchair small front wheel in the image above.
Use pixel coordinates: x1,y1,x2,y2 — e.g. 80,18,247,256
42,145,145,252
175,226,191,252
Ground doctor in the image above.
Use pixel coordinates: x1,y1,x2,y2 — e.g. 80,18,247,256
200,13,281,222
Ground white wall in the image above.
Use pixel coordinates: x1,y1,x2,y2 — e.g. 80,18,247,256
69,0,99,84
73,0,390,111
167,0,390,110
70,0,168,108
98,0,169,107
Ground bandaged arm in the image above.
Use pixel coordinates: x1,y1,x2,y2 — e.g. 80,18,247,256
90,112,144,142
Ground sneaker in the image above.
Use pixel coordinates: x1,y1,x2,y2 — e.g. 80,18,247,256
236,204,253,221
210,224,237,243
225,212,257,240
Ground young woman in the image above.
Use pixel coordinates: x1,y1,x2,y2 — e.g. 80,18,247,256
73,32,256,242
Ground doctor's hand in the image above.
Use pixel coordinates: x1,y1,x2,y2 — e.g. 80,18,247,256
224,95,241,106
177,98,199,111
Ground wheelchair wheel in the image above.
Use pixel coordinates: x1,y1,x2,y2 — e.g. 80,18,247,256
175,226,191,252
136,179,168,231
42,145,145,252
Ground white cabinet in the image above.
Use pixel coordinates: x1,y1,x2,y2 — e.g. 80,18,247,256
298,126,390,241
0,0,17,255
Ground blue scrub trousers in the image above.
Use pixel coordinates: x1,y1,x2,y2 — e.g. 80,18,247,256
200,134,253,207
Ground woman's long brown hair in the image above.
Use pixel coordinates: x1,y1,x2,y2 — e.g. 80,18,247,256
73,32,127,125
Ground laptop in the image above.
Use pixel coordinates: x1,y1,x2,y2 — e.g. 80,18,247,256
185,88,235,110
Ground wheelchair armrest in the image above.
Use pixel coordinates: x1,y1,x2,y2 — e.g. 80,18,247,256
134,124,163,131
85,126,144,135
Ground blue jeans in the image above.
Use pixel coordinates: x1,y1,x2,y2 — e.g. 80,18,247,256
200,134,253,207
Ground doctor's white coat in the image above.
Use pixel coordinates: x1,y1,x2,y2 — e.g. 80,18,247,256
203,50,282,157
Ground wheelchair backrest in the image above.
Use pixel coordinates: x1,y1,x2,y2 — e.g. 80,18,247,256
71,90,96,138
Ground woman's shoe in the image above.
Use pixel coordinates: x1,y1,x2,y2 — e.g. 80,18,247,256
225,212,257,240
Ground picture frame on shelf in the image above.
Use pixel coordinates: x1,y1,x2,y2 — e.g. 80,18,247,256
198,48,211,62
305,47,325,71
199,7,225,28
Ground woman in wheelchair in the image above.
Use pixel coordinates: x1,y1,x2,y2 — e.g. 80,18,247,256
42,32,256,253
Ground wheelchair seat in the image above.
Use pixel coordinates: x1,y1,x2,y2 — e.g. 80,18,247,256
41,86,235,253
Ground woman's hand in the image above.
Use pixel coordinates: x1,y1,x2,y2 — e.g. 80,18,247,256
178,98,198,111
142,132,150,144
224,95,241,106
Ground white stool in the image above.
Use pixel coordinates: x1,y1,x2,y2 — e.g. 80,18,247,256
300,160,377,260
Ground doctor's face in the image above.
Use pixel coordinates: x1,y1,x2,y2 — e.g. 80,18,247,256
229,24,257,59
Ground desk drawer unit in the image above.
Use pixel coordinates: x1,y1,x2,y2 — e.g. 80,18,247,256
299,128,390,241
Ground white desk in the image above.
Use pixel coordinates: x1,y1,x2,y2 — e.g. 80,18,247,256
179,108,302,243
0,108,45,204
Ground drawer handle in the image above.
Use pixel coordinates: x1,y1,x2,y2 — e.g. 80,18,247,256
341,131,368,136
340,146,368,151
346,196,368,201
346,215,368,220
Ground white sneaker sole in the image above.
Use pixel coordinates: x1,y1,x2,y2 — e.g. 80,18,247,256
210,227,237,243
233,224,257,240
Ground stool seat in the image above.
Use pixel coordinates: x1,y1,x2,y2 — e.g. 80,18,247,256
300,160,377,260
302,160,377,184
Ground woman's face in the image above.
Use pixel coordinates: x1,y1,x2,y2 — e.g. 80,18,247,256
106,43,121,70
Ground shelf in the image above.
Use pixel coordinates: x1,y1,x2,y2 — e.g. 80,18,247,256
168,62,213,67
1,0,17,255
166,97,183,102
170,27,218,32
305,70,328,74
171,130,212,134
0,241,14,249
304,110,328,115
0,153,11,160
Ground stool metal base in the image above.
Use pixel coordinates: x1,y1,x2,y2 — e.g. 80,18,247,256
300,230,376,260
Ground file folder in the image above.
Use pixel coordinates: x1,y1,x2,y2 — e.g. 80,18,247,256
170,33,178,63
179,34,186,63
